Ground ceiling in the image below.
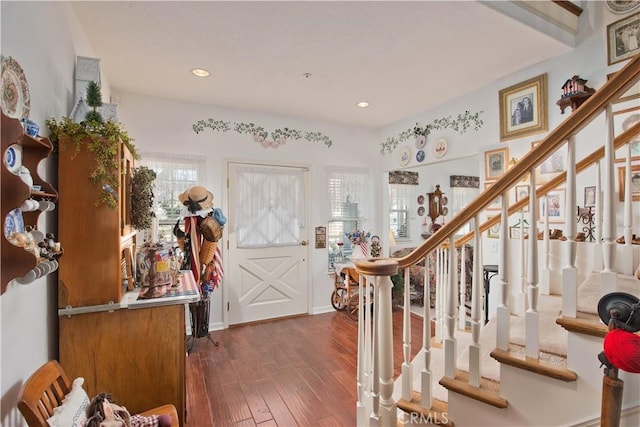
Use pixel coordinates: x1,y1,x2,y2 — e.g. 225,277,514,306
71,1,575,130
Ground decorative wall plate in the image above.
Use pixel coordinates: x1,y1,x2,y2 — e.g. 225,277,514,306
606,1,640,14
417,206,425,216
416,149,425,162
415,134,427,149
433,138,448,159
1,57,30,119
399,147,411,166
417,194,425,205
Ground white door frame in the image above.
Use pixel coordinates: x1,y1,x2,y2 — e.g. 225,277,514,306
222,158,312,328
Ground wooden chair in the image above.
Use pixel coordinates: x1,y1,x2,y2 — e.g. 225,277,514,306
18,360,179,426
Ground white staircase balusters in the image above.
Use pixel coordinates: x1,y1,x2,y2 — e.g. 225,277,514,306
444,235,458,378
602,103,618,293
357,273,368,421
515,209,527,315
434,248,444,343
526,168,540,359
376,274,396,427
421,253,433,409
497,191,511,351
369,276,381,427
458,243,468,330
621,141,634,274
401,266,412,401
594,160,604,272
562,136,578,317
469,215,483,387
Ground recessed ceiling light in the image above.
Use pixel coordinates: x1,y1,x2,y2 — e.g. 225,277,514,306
356,101,370,108
191,68,210,77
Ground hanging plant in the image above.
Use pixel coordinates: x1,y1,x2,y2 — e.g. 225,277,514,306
380,110,485,154
47,116,139,208
131,166,157,230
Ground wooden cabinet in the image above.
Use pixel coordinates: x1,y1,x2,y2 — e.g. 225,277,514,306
1,111,57,293
57,138,134,308
59,304,186,424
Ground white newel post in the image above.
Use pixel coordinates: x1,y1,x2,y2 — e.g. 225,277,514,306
602,104,618,293
376,274,397,427
526,168,540,358
496,191,511,351
562,137,578,317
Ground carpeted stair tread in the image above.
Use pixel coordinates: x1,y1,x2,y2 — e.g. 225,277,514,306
577,272,639,316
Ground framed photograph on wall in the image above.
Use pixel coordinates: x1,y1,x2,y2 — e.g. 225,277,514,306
613,104,640,163
484,147,509,180
540,188,566,224
499,74,548,141
487,215,500,239
515,184,530,212
484,181,508,211
584,186,596,207
531,141,566,182
617,164,640,201
607,11,640,65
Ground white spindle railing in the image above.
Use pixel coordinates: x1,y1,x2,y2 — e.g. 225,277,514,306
421,253,433,409
458,245,467,330
594,160,604,272
496,191,511,350
621,141,634,274
469,216,482,387
562,136,578,317
525,171,540,359
602,104,618,294
444,236,458,378
401,265,412,402
377,274,396,426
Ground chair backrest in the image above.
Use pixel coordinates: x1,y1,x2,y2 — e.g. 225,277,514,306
18,360,72,427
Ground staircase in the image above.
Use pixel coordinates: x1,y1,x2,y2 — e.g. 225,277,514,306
352,54,640,426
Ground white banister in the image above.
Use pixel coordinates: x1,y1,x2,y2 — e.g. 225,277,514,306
401,266,412,401
526,171,540,359
621,142,634,274
562,136,578,317
469,215,482,387
594,160,603,272
434,248,444,343
496,191,511,351
376,274,396,427
421,254,433,409
515,209,527,315
370,275,381,427
458,244,467,330
602,103,618,293
444,235,458,378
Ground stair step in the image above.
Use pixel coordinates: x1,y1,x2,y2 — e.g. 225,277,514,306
490,348,577,382
397,391,454,426
556,315,608,338
439,370,507,409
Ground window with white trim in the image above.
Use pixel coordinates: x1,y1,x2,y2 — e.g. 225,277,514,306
138,154,205,244
326,167,370,271
389,183,410,240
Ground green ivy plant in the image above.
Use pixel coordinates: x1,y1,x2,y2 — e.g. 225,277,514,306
380,110,485,154
47,116,139,208
131,166,156,230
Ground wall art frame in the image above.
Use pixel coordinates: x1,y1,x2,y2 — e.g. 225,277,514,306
540,188,566,224
584,186,596,207
617,163,640,201
484,181,506,211
499,73,548,142
607,11,640,65
484,147,509,180
531,141,566,182
613,104,640,163
515,184,530,212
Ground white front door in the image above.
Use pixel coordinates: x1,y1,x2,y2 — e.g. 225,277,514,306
227,162,309,325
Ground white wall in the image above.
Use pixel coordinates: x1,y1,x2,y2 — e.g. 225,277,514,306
0,2,97,425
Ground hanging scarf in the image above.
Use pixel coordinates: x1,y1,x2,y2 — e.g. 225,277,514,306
184,217,201,283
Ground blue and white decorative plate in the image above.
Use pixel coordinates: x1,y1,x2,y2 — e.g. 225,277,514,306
4,144,21,173
416,149,425,162
4,208,24,239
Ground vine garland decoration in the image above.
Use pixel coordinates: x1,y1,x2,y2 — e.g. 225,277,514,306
380,110,484,154
193,119,333,148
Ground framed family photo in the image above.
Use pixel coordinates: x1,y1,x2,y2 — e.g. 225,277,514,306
584,186,596,207
540,189,566,224
613,104,640,162
484,147,509,180
515,184,530,212
499,74,548,141
617,164,640,201
607,12,640,65
487,215,500,239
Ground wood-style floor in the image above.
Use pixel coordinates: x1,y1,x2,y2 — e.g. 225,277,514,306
185,309,424,426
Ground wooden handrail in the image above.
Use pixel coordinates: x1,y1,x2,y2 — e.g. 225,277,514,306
383,54,640,270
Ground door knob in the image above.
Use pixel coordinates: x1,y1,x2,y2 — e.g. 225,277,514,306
300,240,308,246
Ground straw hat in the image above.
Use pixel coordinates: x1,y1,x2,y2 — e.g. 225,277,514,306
179,186,214,213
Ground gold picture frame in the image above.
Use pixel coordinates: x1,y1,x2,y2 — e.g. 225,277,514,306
487,215,500,239
607,11,640,66
484,147,509,180
499,74,548,142
539,188,566,224
617,164,640,202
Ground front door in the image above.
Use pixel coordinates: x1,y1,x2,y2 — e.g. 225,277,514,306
227,162,309,325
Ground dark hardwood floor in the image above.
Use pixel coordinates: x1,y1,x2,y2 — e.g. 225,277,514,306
185,308,424,426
